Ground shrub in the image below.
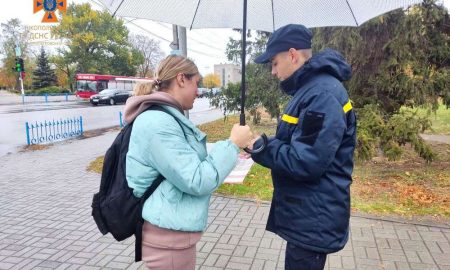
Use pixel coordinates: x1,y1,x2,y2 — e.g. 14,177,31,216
356,104,435,162
26,86,69,95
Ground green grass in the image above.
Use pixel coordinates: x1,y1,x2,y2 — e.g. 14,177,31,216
412,103,450,134
216,163,273,201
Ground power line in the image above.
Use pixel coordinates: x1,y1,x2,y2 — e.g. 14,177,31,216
123,18,172,43
87,0,108,10
157,22,227,45
195,28,233,45
123,18,224,59
90,0,226,51
154,22,225,52
87,0,226,60
88,1,226,56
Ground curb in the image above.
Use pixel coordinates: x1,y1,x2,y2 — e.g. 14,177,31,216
16,125,120,154
350,211,450,229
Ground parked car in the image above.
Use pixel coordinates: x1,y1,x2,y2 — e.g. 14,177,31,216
211,88,222,95
197,87,222,98
90,89,132,106
197,88,208,98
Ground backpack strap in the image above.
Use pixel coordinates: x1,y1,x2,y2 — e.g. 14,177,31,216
132,105,186,262
134,174,164,262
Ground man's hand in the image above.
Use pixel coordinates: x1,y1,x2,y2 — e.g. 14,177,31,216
248,136,261,150
241,136,261,158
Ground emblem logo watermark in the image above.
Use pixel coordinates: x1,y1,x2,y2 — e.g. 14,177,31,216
33,0,67,23
26,25,65,46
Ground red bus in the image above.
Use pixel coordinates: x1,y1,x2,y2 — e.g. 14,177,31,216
75,73,153,99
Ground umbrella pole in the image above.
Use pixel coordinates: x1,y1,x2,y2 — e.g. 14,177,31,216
240,0,248,126
240,0,268,155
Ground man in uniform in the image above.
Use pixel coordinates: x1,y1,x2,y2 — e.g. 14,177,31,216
250,24,357,270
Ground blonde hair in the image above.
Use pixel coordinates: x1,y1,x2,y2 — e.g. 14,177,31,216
133,55,199,96
133,82,153,96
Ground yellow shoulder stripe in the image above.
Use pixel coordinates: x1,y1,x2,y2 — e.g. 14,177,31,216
343,100,352,113
281,114,299,124
282,100,351,124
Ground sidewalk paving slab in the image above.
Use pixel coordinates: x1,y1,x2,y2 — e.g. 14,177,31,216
0,132,449,270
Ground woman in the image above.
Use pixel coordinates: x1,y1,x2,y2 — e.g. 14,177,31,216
124,55,253,270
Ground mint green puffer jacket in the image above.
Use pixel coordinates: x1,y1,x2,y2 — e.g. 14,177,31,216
126,105,239,232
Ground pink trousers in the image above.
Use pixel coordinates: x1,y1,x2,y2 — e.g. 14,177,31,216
141,221,202,270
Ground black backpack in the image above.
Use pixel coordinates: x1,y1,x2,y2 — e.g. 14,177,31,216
91,105,170,262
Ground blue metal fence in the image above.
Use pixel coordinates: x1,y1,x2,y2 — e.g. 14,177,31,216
25,116,84,145
21,93,75,104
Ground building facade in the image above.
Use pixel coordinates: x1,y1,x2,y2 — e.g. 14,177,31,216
214,63,241,87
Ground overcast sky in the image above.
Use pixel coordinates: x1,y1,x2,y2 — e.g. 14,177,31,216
1,0,449,75
0,0,240,75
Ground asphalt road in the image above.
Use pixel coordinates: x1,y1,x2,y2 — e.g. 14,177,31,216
0,96,224,157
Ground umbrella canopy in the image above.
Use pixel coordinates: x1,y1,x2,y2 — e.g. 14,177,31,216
101,0,423,152
103,0,423,32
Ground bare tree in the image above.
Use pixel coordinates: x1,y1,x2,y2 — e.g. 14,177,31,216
129,34,164,77
1,19,28,58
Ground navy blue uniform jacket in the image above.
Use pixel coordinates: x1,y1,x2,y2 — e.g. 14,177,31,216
252,49,357,253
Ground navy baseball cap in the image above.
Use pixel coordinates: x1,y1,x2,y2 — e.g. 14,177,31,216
255,24,313,64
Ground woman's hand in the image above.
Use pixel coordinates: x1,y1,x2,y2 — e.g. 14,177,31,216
229,124,253,148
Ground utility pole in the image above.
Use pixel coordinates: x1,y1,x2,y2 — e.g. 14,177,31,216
171,25,189,119
178,26,189,119
170,25,187,56
170,25,179,53
178,26,187,57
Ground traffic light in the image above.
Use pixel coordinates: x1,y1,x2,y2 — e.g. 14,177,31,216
18,58,25,72
14,58,25,72
14,58,20,72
